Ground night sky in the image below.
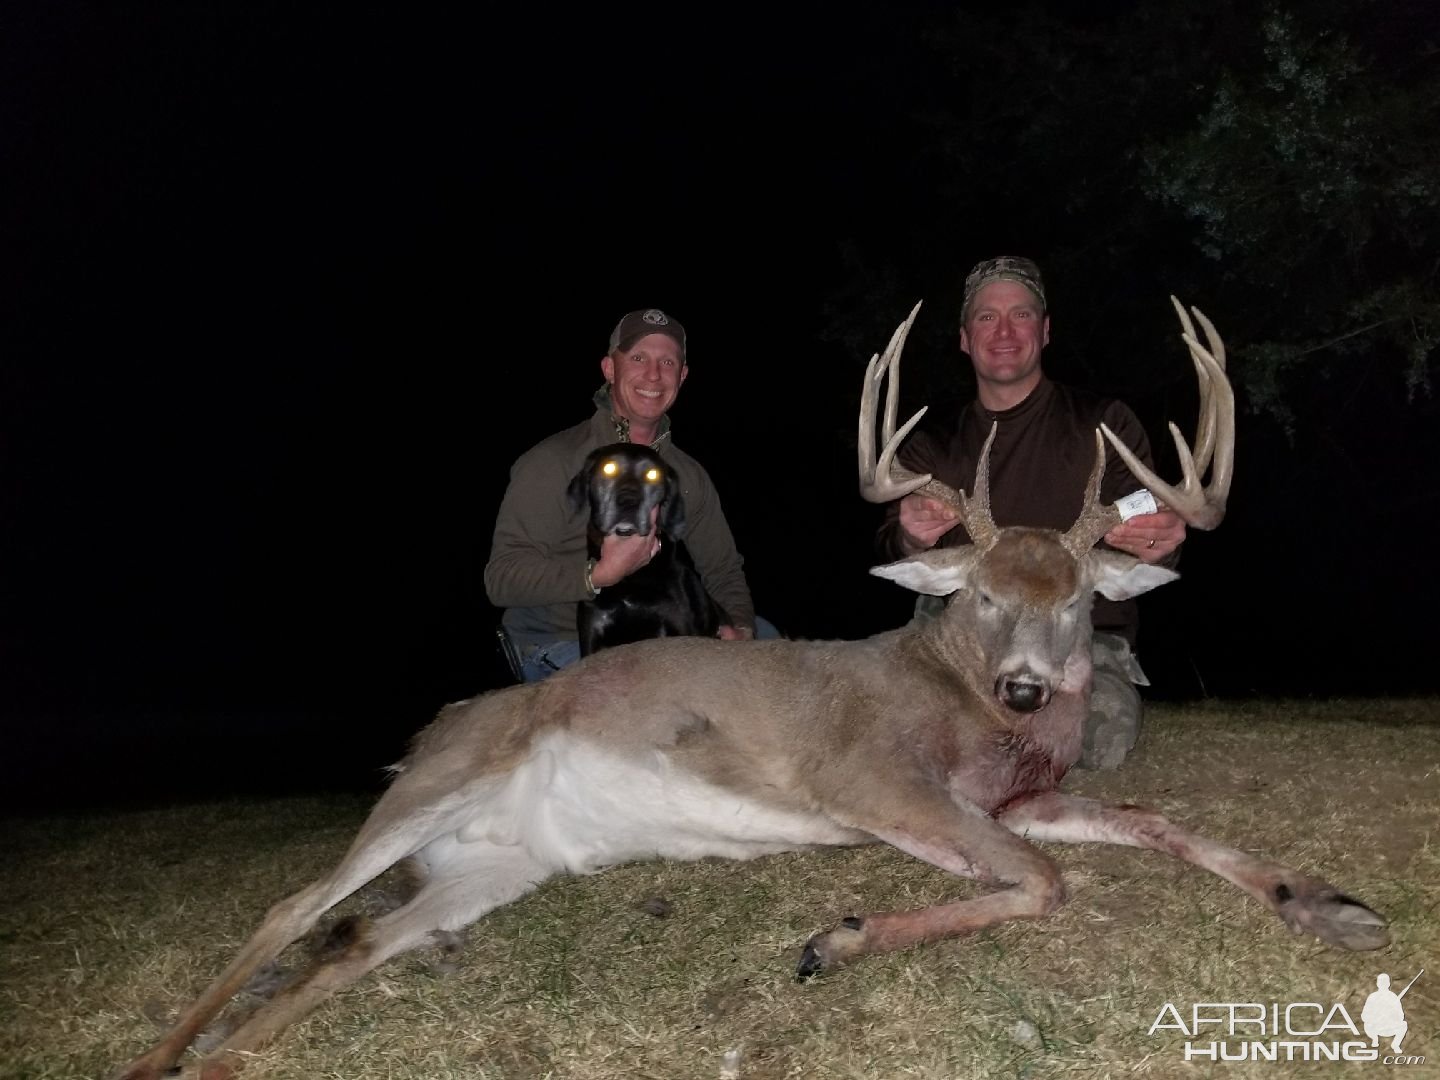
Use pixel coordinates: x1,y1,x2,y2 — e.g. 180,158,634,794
5,3,1437,809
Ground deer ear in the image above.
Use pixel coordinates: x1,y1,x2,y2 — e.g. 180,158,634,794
1089,551,1179,601
870,548,979,596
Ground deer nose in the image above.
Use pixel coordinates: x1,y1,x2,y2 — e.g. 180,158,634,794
996,676,1049,713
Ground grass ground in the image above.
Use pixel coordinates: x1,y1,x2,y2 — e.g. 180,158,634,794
3,699,1436,1080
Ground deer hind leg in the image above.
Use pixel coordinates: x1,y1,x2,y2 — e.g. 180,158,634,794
797,799,1067,978
113,775,516,1080
112,869,390,1080
999,792,1388,951
186,841,551,1080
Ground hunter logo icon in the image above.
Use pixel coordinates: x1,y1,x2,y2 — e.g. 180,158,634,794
1363,970,1422,1054
641,308,669,326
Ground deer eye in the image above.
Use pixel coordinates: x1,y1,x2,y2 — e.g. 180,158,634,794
644,468,661,482
977,591,996,610
602,461,618,477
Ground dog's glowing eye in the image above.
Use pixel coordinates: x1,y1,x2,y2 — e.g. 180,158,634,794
645,468,661,482
601,461,618,476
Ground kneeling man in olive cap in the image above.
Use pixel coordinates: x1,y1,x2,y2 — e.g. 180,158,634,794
486,308,771,683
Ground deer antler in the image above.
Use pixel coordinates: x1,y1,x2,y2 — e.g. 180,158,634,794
857,302,997,549
1060,431,1124,555
857,302,939,503
1064,297,1233,552
860,296,1233,556
1098,296,1234,531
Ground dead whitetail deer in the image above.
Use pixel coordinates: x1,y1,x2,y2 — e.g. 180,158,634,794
114,298,1387,1080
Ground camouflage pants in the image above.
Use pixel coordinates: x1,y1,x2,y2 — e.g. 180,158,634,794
1083,632,1147,770
911,597,1146,769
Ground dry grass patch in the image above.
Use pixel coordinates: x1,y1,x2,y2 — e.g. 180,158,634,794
4,699,1437,1079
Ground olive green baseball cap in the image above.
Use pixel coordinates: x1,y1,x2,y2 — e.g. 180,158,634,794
608,308,686,357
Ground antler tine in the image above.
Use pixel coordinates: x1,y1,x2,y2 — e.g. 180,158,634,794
1181,303,1233,498
1169,297,1211,477
1098,297,1235,531
858,302,967,508
877,303,909,449
958,424,1000,550
858,302,928,502
1061,430,1123,555
1169,295,1227,478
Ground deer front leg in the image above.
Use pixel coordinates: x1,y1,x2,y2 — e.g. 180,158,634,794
797,800,1066,978
998,792,1388,951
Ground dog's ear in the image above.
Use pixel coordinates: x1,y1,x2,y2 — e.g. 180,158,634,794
658,470,687,539
566,458,593,515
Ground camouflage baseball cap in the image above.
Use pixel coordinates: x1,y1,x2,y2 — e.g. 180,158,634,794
961,256,1046,320
608,308,686,358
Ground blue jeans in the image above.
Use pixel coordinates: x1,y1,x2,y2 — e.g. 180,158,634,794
518,639,583,684
519,616,783,683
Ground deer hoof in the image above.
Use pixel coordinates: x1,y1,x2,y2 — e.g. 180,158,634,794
1308,893,1389,951
795,942,826,980
1278,882,1389,951
795,917,866,980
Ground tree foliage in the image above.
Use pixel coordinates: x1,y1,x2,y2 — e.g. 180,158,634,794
818,1,1439,436
1143,7,1440,428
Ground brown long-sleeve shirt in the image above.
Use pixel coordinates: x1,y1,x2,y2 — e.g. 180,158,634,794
875,376,1178,645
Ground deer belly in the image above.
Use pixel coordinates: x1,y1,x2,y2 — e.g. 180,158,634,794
456,731,867,875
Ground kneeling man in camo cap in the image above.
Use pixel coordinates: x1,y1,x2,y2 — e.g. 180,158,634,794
875,257,1185,769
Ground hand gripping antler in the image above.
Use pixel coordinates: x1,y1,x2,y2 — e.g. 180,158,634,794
1062,296,1235,552
858,302,1000,549
1099,296,1235,531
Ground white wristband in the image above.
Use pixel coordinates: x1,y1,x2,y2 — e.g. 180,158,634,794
1115,488,1158,522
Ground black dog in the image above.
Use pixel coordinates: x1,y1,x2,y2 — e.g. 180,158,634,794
566,443,728,656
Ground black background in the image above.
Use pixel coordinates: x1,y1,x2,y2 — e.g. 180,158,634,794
4,3,1436,809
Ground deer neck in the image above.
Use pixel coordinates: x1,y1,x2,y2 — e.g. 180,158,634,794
911,613,997,704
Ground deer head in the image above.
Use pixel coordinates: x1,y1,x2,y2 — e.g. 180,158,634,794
858,298,1233,713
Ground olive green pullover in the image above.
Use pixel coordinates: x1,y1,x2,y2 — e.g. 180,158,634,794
485,401,755,651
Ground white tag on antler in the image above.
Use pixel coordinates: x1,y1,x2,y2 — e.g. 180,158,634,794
1115,488,1158,521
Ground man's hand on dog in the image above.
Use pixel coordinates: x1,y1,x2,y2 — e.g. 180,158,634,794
590,507,663,589
588,505,749,641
